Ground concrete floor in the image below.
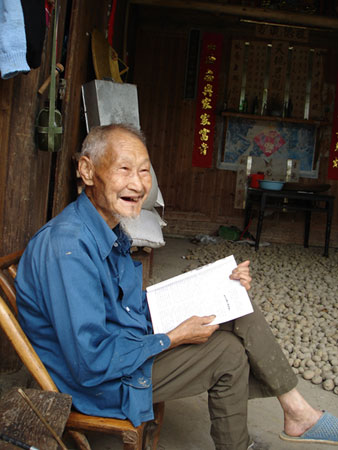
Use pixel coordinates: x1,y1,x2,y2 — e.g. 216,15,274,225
73,237,338,450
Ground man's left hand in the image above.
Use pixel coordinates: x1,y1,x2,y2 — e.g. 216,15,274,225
229,260,251,291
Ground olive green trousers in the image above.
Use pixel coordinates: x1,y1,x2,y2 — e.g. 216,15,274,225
152,300,298,450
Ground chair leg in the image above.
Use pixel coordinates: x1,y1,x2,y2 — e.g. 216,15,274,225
142,402,165,450
68,428,142,450
151,402,164,450
67,430,92,450
122,427,144,450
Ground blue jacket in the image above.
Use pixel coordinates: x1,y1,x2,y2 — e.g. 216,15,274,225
15,191,170,426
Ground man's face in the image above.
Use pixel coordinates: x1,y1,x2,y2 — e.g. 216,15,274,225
86,130,152,228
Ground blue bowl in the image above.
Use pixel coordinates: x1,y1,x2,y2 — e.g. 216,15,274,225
259,180,284,191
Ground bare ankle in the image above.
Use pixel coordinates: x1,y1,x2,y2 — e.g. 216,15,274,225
278,389,322,436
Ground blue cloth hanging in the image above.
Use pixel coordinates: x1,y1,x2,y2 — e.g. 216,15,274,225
0,0,30,79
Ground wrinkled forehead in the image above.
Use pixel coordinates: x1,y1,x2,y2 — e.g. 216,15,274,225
99,129,150,166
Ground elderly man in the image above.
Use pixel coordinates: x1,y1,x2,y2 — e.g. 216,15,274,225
16,124,338,450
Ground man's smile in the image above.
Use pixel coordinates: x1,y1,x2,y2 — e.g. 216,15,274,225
120,194,144,203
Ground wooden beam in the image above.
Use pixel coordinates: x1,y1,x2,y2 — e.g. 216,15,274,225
130,0,338,30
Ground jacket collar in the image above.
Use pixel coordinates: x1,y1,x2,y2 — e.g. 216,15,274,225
75,191,131,259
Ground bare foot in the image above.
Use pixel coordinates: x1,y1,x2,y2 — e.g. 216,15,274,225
278,388,323,437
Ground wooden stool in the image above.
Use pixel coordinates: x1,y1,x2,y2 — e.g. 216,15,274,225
0,388,72,450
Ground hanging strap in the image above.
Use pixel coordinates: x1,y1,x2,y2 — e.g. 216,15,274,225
48,0,62,151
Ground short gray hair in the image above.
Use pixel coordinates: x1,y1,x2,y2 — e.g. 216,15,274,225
80,123,146,164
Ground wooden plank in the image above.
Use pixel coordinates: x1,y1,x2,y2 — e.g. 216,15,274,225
309,49,325,120
0,79,14,256
2,69,51,254
268,41,289,114
221,111,328,126
130,0,338,30
52,0,111,217
0,388,71,450
0,77,31,371
246,41,267,114
288,46,310,119
227,40,244,111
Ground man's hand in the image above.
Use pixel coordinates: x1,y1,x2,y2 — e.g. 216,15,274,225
167,315,219,349
229,260,252,291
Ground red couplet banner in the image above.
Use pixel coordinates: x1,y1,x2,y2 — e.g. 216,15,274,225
328,73,338,180
192,33,223,168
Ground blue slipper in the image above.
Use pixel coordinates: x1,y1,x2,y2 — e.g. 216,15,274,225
280,411,338,445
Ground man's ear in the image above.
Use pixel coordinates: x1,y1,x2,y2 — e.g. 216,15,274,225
78,156,95,186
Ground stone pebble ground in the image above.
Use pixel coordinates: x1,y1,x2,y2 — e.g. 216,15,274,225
179,239,338,396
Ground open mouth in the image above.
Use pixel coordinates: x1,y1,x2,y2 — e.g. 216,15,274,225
121,196,142,203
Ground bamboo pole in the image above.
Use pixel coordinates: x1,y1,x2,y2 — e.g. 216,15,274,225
18,389,68,450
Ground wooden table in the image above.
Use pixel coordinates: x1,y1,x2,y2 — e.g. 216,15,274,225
244,187,335,257
0,388,72,450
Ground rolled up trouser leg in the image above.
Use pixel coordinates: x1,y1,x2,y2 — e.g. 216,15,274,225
152,330,251,450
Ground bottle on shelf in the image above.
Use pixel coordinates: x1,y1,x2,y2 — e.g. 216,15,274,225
283,101,288,118
239,96,248,113
287,98,293,118
252,96,259,115
243,95,248,113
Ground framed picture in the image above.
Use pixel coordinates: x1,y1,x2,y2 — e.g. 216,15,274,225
217,116,318,178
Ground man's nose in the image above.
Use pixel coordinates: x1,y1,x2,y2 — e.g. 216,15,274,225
128,171,143,191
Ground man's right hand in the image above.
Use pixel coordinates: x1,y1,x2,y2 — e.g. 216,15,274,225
167,315,219,349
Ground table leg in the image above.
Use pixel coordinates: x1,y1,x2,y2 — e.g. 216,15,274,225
324,199,334,257
255,193,266,252
244,196,252,230
304,210,311,248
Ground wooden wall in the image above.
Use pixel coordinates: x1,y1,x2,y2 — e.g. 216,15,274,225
0,0,121,256
133,19,237,220
0,1,68,255
1,1,338,258
131,6,338,247
0,0,122,373
51,0,111,218
52,0,128,217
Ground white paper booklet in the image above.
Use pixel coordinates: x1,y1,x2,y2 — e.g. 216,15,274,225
146,255,254,334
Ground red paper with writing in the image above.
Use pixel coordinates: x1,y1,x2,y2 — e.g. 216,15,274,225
192,33,223,168
328,74,338,180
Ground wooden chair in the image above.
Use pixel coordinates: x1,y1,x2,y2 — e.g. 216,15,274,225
0,251,164,450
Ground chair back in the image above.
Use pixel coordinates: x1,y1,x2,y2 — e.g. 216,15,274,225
0,294,58,391
0,250,165,450
0,250,58,392
0,250,23,314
